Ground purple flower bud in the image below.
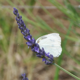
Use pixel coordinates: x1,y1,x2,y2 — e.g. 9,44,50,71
31,38,35,44
16,17,20,23
45,54,54,65
48,55,54,62
24,29,30,34
18,26,24,31
20,20,25,26
26,41,32,47
24,35,32,41
31,43,40,53
22,73,28,80
16,13,22,19
13,7,18,15
36,48,45,58
45,60,52,65
42,58,46,61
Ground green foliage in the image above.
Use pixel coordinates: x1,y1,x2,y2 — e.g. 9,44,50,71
28,0,36,6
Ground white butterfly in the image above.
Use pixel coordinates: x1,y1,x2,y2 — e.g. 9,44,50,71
36,33,62,57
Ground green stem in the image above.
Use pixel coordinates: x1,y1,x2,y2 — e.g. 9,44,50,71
54,63,80,80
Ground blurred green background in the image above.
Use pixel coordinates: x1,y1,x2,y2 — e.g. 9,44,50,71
0,0,80,80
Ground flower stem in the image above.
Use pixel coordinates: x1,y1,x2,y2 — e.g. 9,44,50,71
53,63,80,80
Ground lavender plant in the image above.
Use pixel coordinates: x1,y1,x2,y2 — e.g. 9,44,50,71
13,8,80,80
22,73,28,80
13,7,54,65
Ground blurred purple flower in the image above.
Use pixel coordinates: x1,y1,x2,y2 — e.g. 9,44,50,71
22,73,28,80
13,7,54,65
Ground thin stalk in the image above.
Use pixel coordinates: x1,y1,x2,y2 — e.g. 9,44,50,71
54,63,80,80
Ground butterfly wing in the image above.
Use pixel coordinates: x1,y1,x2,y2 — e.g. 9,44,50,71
36,33,62,57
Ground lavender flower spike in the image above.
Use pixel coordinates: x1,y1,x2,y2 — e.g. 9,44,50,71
13,8,54,65
22,73,28,80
